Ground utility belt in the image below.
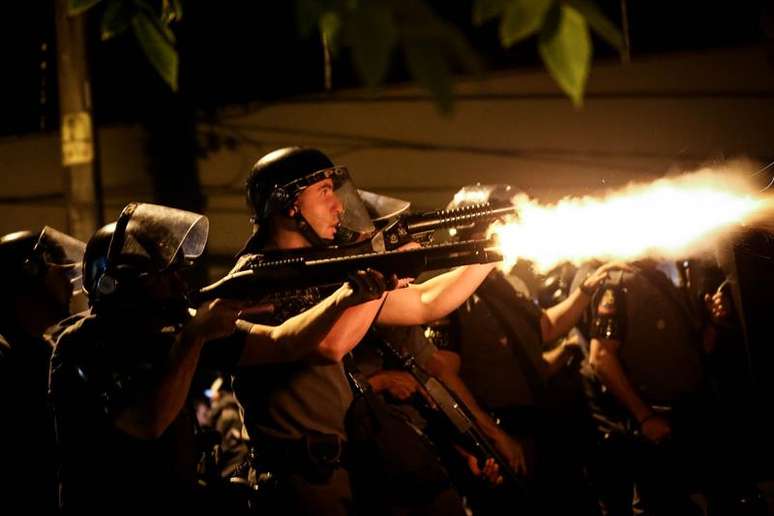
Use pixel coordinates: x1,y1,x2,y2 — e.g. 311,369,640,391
251,432,349,482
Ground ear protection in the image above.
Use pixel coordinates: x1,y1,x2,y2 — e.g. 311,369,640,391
270,187,295,213
95,203,138,301
250,185,293,224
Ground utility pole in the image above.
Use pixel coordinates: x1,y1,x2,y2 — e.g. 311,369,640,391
54,0,103,241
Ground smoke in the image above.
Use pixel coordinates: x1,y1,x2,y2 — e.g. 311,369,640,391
490,161,774,273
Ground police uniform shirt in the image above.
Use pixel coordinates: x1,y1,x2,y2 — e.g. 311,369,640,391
450,271,546,410
50,312,246,511
588,267,704,407
230,251,357,443
232,290,354,442
235,357,354,442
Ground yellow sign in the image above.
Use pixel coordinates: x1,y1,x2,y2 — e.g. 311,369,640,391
61,112,94,166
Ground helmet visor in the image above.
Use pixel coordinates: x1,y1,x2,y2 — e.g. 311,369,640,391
112,203,209,271
284,167,375,243
358,189,411,223
34,226,86,291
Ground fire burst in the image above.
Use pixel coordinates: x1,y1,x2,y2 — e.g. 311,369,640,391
490,169,770,273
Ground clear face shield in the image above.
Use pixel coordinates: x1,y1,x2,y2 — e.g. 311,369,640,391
110,203,210,272
358,189,411,227
34,226,86,295
283,167,375,245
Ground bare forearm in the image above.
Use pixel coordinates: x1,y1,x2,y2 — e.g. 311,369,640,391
590,340,652,422
276,287,382,362
419,264,496,322
379,264,495,326
240,286,382,365
542,289,591,342
432,366,503,439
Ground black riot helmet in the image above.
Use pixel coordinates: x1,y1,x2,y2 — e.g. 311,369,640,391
0,231,40,292
0,227,85,323
88,203,209,323
245,147,374,248
0,228,85,296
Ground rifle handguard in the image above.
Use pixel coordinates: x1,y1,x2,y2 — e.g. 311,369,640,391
404,203,516,233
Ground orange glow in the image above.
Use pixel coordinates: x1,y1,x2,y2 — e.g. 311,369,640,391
490,169,770,272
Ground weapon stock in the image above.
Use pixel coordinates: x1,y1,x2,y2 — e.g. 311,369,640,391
192,238,502,305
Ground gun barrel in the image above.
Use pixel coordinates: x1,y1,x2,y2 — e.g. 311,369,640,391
404,203,516,234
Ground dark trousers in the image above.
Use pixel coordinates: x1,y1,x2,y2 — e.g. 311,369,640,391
255,466,354,516
589,399,764,516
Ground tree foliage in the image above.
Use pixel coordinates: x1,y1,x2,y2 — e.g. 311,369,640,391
68,0,181,90
69,0,624,111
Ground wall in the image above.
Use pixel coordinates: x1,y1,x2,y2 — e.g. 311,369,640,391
2,46,772,261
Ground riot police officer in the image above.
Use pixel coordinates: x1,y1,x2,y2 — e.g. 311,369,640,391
50,202,389,512
580,258,766,515
435,185,626,515
0,227,85,514
234,147,499,515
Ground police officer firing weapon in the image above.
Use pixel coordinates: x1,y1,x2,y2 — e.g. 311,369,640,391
231,147,501,515
49,202,394,513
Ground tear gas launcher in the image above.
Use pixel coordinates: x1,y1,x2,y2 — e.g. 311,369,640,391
378,202,515,250
191,238,503,305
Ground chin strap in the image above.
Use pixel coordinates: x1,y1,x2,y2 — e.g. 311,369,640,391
293,211,335,249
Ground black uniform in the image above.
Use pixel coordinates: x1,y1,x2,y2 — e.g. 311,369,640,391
0,325,58,514
50,312,245,512
442,269,598,515
350,325,467,516
581,264,761,516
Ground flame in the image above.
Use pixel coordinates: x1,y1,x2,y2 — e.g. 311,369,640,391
490,168,771,273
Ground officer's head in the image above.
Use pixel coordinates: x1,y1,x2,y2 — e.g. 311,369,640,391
0,227,85,325
245,147,373,248
87,203,209,326
446,184,516,240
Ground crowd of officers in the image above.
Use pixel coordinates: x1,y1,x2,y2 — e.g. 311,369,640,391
0,147,768,515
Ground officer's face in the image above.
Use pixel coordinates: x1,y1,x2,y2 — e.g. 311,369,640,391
293,178,344,240
141,268,188,303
